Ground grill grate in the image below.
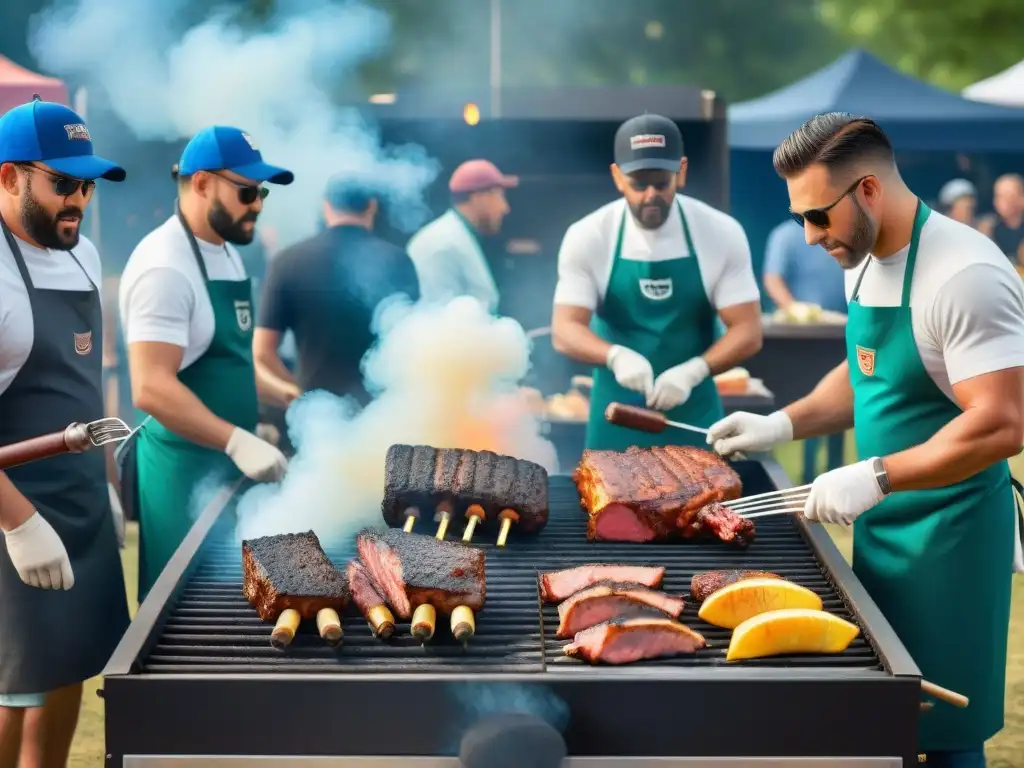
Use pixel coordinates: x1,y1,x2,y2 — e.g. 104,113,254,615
140,470,882,675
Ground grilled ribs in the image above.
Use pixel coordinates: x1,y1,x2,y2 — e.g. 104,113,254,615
382,444,549,533
539,564,665,603
564,617,707,664
573,446,752,545
555,581,685,638
356,528,486,618
347,559,394,637
241,531,350,621
690,570,781,602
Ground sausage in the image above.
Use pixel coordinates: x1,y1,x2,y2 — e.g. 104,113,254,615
604,403,667,433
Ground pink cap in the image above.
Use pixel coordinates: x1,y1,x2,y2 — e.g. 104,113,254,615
448,159,519,194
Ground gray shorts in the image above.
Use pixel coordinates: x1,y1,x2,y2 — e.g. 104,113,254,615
0,692,46,708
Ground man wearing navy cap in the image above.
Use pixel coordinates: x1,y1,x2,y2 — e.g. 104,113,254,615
552,113,763,450
118,126,292,600
0,98,130,766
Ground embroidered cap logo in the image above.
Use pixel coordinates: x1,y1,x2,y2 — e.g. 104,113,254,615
629,134,666,150
64,123,91,141
856,345,876,376
241,132,257,150
234,300,252,332
73,331,93,355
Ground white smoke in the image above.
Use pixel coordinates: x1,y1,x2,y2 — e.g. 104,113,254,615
28,0,441,241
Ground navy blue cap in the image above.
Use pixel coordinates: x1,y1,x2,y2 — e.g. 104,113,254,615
179,126,293,185
614,113,684,174
0,97,125,181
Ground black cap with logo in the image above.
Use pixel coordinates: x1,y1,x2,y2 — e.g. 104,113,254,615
614,113,684,174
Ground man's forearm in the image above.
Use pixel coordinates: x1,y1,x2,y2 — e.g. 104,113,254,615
0,472,36,532
552,320,613,367
783,361,855,439
255,362,299,409
134,376,236,451
763,275,795,310
883,407,1021,492
701,321,763,375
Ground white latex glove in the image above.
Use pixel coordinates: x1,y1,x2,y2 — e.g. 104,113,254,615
108,482,125,549
3,512,74,590
707,410,793,456
255,422,281,447
606,345,654,398
803,458,885,526
225,427,288,482
648,357,709,411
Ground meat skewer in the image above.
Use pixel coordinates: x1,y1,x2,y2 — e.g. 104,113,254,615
605,402,709,436
346,560,396,639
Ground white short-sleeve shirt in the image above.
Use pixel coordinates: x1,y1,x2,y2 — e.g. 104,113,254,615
845,211,1024,402
553,194,760,312
0,232,102,396
119,216,248,371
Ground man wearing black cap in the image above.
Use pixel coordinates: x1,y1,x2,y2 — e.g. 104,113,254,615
552,114,763,450
0,98,130,766
118,126,292,601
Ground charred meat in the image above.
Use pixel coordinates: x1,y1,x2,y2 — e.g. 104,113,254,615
564,617,707,665
539,564,665,603
355,528,485,618
690,569,781,602
382,444,549,533
241,531,349,621
679,502,756,548
555,581,685,638
347,559,395,638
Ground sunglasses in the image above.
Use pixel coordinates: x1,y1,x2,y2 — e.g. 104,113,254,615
214,173,270,205
20,164,95,197
790,175,870,229
628,177,674,193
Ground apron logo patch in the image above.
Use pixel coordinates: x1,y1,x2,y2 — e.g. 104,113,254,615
639,278,673,301
234,300,252,332
856,345,876,376
73,331,92,355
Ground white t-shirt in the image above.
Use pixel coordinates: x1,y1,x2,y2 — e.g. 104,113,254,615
0,233,102,397
553,194,761,311
845,211,1024,401
119,216,248,371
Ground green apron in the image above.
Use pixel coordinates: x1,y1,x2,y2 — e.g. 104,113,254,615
134,209,259,601
586,199,723,450
847,201,1014,752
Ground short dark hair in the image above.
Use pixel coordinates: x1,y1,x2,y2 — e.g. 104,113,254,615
772,113,894,180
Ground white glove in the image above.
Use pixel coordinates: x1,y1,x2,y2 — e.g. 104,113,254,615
225,427,288,482
606,345,654,398
648,357,709,411
3,512,74,590
803,458,885,526
255,422,281,447
707,410,793,456
108,482,125,549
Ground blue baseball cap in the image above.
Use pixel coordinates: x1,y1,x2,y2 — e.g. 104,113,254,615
179,126,293,185
0,97,125,182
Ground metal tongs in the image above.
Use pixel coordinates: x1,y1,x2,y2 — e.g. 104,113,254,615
0,418,133,470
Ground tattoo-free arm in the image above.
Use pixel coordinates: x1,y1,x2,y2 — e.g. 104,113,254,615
0,472,36,531
551,304,612,367
702,301,763,374
782,360,856,439
252,328,300,409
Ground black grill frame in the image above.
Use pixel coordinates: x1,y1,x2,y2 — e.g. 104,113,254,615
102,459,922,764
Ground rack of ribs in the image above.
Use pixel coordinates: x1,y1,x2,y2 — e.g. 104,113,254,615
572,445,754,546
382,444,548,547
242,531,350,650
356,528,486,643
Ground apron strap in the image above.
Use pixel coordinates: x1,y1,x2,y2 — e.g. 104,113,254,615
176,201,211,281
1,213,95,294
676,199,698,257
849,199,931,305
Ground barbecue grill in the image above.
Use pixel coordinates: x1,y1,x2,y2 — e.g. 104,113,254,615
103,459,924,766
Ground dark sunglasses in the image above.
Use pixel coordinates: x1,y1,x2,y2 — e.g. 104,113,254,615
628,177,674,193
214,173,269,205
20,163,95,197
790,175,870,229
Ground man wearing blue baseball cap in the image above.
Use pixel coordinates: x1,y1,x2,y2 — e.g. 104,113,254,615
118,126,293,600
0,97,130,766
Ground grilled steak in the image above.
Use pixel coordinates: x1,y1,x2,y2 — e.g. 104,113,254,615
564,617,707,664
382,444,549,533
356,528,486,618
690,570,781,602
346,559,393,635
241,531,349,621
573,446,750,545
555,581,685,638
539,564,665,603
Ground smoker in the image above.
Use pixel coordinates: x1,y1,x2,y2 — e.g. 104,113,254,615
103,458,928,766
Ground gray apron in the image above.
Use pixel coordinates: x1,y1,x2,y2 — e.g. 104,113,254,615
0,217,130,695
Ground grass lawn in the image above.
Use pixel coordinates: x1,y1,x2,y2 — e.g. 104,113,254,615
67,442,1024,766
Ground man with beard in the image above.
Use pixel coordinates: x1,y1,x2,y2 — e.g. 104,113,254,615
118,126,291,601
708,113,1024,767
407,159,516,314
551,113,762,450
0,98,130,767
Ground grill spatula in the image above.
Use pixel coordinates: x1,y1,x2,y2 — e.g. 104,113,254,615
0,418,133,471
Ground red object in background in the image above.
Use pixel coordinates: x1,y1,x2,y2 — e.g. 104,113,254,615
0,55,69,116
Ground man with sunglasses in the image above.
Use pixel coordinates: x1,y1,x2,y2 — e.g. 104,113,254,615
118,126,293,601
709,113,1024,767
0,98,130,767
551,113,762,450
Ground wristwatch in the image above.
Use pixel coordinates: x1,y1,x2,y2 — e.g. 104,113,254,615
871,457,892,496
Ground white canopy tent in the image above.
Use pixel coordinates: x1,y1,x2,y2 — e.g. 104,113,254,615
963,60,1024,106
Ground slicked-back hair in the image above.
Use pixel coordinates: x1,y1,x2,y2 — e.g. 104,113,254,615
773,113,895,180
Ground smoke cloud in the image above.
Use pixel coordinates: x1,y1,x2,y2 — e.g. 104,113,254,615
28,0,441,242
